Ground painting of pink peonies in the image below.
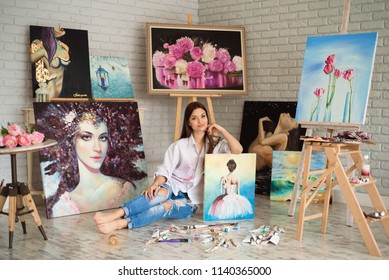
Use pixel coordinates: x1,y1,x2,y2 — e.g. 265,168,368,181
146,23,247,95
295,32,378,125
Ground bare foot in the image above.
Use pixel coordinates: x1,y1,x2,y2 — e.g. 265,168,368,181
97,219,128,234
93,208,125,225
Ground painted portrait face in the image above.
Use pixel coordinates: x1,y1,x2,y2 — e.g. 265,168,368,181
189,108,208,132
75,119,109,171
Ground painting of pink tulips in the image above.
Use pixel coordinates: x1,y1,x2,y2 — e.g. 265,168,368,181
295,32,378,124
146,23,247,95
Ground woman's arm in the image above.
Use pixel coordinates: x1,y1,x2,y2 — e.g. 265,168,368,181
207,124,243,154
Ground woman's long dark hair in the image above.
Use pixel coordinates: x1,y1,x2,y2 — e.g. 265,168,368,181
179,101,221,153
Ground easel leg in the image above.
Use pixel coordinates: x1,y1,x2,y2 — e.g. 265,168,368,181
206,97,216,125
174,96,183,141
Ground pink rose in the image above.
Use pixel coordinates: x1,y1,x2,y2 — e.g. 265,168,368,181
342,69,354,80
30,131,45,144
314,88,325,98
325,54,336,66
208,60,224,72
187,61,205,78
323,64,333,75
17,133,32,147
3,135,17,148
7,123,25,137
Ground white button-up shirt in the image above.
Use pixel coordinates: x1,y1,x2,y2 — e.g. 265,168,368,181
154,134,231,204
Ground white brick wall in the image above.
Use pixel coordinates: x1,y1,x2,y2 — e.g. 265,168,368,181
199,0,389,196
1,0,388,198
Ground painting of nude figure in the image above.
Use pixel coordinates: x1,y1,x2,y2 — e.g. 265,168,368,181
239,101,306,195
30,25,92,100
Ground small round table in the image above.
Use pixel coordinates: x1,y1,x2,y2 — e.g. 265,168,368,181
0,139,57,248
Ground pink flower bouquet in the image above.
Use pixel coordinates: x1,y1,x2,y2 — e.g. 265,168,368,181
152,36,243,90
1,123,45,148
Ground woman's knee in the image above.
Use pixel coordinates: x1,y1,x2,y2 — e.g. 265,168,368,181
162,201,172,211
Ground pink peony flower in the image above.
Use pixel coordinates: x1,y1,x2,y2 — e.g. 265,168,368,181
30,131,45,144
187,61,205,78
7,123,25,137
3,135,17,148
17,133,32,147
190,46,202,61
168,44,185,60
325,54,336,66
223,61,237,74
314,88,325,98
152,51,165,67
342,69,354,80
208,59,224,72
163,54,177,70
216,48,231,63
176,37,194,52
323,64,333,75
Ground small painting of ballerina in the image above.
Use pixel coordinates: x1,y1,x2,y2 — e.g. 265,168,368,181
204,154,255,221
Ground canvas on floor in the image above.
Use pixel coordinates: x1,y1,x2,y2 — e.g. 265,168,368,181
239,101,305,195
33,101,148,218
270,150,328,203
295,32,378,124
203,153,255,221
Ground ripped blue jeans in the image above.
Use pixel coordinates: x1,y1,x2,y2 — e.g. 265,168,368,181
121,183,198,229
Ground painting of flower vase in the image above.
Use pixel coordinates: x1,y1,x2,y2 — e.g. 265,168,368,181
295,32,378,125
146,23,247,95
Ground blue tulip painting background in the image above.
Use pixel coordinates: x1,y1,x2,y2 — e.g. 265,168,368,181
295,32,378,125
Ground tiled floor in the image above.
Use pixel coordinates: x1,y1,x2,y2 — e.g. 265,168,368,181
0,194,388,260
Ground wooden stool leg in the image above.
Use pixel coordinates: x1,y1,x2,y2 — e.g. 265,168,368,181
17,194,27,234
8,186,17,249
23,193,47,240
0,186,9,212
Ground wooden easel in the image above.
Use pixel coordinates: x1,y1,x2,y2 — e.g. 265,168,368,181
295,138,389,256
171,14,221,141
172,93,220,141
288,0,354,218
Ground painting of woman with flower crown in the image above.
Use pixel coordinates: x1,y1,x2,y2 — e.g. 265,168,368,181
33,102,148,218
295,32,378,125
146,23,247,95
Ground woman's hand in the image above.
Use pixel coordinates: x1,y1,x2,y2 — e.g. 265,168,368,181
207,123,224,135
142,184,159,200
